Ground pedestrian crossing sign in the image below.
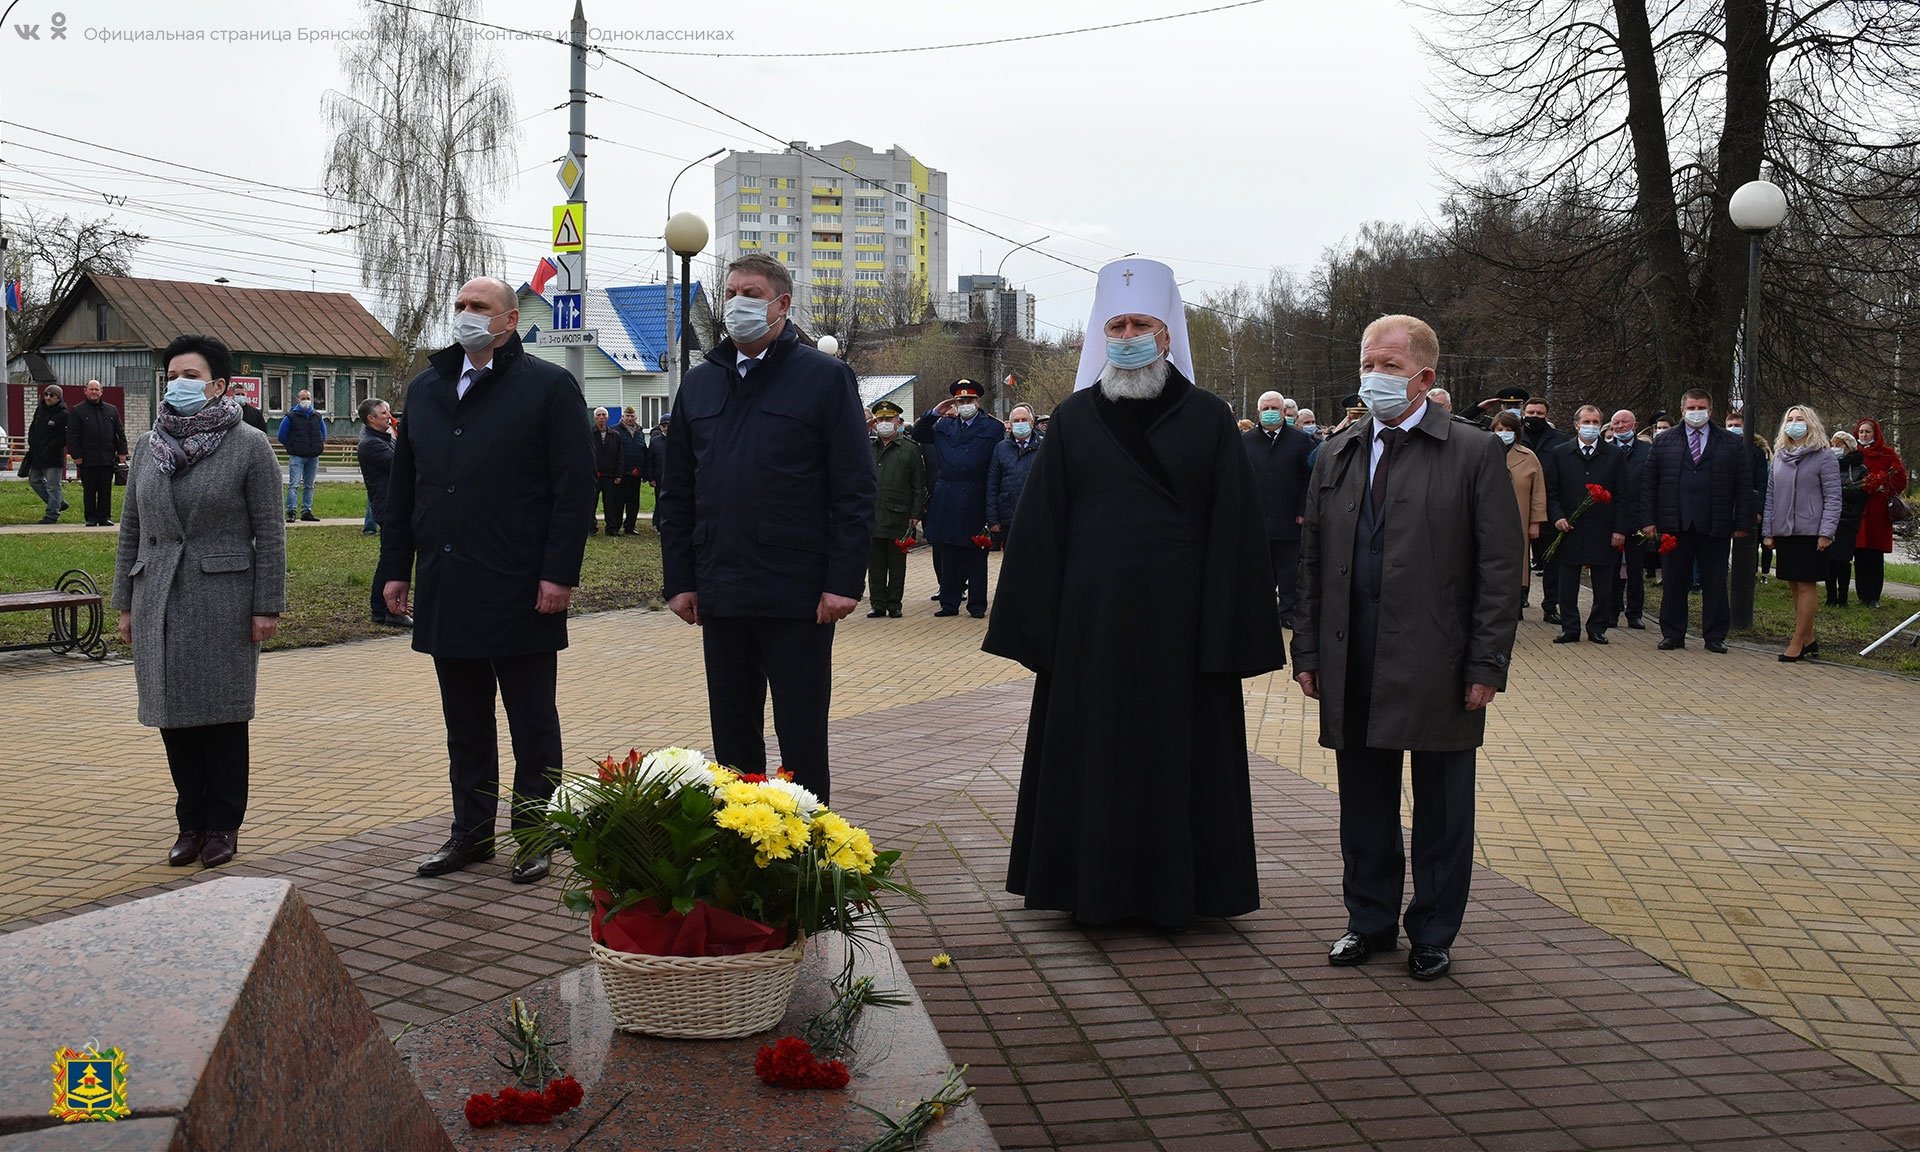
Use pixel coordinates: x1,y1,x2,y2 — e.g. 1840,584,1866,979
552,204,585,253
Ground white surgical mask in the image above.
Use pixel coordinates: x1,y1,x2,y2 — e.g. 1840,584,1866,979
452,310,499,354
1578,424,1603,442
1785,420,1808,440
1496,429,1516,446
723,295,774,344
1299,423,1317,437
1683,409,1711,428
1359,371,1414,424
165,376,211,415
1726,425,1742,437
956,403,978,419
1011,421,1032,437
874,420,896,437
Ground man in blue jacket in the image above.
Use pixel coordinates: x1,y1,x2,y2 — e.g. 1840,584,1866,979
276,389,327,523
986,404,1042,547
658,254,875,803
915,379,1005,617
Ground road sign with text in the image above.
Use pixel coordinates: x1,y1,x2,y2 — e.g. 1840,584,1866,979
543,329,598,346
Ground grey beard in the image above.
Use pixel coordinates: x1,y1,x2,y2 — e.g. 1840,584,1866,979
1098,359,1168,400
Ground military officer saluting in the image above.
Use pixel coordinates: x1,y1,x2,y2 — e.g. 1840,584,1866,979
915,379,1005,618
867,399,927,618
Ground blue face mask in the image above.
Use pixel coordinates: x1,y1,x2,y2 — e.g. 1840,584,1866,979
1259,409,1284,428
1106,332,1162,370
1578,424,1603,442
1785,421,1808,440
166,376,211,416
1496,429,1516,446
1011,421,1032,437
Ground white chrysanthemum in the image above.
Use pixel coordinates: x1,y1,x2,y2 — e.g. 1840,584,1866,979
547,773,599,814
639,746,712,790
757,776,822,818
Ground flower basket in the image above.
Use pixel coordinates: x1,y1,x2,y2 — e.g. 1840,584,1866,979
592,936,807,1038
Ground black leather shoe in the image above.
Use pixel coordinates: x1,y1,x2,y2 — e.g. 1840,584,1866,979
1328,930,1397,966
200,831,238,868
887,609,902,618
300,510,320,522
416,837,495,877
1658,637,1684,650
167,831,206,867
934,607,959,617
866,609,887,618
1408,944,1452,981
930,592,942,602
511,851,551,884
1705,640,1729,654
1552,631,1579,644
1543,610,1562,625
1626,617,1645,630
969,609,987,619
1587,631,1609,645
1778,650,1803,663
1803,641,1820,657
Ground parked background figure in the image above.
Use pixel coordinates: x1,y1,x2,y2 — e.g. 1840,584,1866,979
1827,430,1866,606
1762,406,1840,662
112,333,285,871
1851,417,1909,608
276,388,325,523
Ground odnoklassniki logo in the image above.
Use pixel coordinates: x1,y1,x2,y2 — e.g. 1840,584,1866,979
12,12,67,39
50,1043,129,1122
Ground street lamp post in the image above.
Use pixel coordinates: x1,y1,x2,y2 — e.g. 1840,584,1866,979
1727,178,1788,631
664,149,724,395
989,236,1049,418
665,212,709,401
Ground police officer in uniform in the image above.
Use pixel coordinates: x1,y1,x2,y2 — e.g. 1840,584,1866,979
915,379,1004,618
866,399,926,618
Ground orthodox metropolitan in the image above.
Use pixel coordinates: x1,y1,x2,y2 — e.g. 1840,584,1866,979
982,258,1286,930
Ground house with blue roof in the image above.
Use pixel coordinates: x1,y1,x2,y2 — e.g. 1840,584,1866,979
514,281,711,427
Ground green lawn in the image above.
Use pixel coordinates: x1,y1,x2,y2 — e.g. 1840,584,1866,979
1733,579,1920,674
1886,560,1920,586
1,478,374,525
0,524,664,654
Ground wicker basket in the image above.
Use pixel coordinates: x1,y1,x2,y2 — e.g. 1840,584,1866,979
591,936,807,1038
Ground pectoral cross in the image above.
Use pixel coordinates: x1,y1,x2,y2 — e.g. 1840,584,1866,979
1122,268,1133,285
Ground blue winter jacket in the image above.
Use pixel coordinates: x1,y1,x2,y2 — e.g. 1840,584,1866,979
986,434,1042,528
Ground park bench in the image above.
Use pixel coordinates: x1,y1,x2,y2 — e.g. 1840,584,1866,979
0,569,108,661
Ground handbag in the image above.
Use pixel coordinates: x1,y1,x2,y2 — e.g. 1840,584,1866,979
114,461,129,486
1889,494,1912,525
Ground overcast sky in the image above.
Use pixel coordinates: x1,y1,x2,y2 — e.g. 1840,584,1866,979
0,0,1444,338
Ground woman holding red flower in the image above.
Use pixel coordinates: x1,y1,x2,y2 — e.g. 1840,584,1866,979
1850,418,1908,608
1541,405,1632,644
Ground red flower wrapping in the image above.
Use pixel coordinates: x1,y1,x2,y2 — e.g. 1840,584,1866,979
464,1094,501,1128
1585,483,1613,504
754,1036,850,1090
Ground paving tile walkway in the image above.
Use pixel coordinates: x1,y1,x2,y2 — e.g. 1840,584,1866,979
6,545,1920,1122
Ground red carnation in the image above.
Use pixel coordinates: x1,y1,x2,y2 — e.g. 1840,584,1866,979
497,1085,552,1124
755,1036,850,1090
971,533,993,549
464,1094,501,1128
1659,533,1678,555
1585,482,1613,504
545,1076,584,1112
894,535,917,553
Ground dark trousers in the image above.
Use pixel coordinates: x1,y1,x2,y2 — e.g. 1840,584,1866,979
433,652,562,843
160,722,250,832
621,474,642,532
702,617,835,802
370,552,391,621
1612,550,1645,623
1268,539,1302,625
935,543,988,613
1530,532,1560,610
1659,531,1731,644
1335,722,1476,948
1857,550,1887,604
1556,561,1616,634
867,538,906,612
80,464,114,523
599,478,624,533
928,542,948,598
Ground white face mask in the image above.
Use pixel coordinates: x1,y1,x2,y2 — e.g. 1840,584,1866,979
956,403,978,420
452,309,501,353
873,421,896,437
1359,371,1415,423
1496,429,1516,446
1682,409,1711,428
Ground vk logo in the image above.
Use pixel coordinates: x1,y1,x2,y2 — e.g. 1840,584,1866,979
14,11,65,39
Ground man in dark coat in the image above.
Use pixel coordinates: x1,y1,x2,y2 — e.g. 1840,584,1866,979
357,397,406,626
985,403,1041,545
915,379,1004,617
1637,388,1755,653
227,382,268,432
590,406,625,536
985,258,1284,932
647,413,671,533
866,399,925,618
910,411,946,601
1609,409,1652,628
616,407,648,534
24,384,68,524
1521,396,1570,623
67,379,127,526
1543,405,1631,643
382,276,596,882
1244,389,1314,627
1294,315,1522,981
659,254,875,803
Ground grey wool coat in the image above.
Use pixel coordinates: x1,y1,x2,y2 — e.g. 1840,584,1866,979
1292,406,1524,752
112,422,287,729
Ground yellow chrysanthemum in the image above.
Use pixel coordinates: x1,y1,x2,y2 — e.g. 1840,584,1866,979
716,800,810,867
708,765,737,787
755,784,799,816
720,780,762,807
812,811,877,874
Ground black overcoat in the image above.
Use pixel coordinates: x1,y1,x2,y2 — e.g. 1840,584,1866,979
380,335,596,658
658,323,876,619
1542,439,1631,566
983,372,1284,929
1242,425,1314,540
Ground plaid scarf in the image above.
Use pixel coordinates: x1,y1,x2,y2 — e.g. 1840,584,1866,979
151,397,243,475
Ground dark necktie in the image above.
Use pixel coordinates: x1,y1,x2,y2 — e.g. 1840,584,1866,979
739,357,758,378
1372,428,1402,515
1690,428,1703,463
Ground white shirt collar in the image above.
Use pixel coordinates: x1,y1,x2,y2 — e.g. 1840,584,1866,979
735,349,761,372
462,354,486,378
1374,398,1429,443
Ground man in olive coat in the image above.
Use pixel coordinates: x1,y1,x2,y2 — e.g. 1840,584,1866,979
382,276,597,883
866,399,925,618
1294,314,1522,982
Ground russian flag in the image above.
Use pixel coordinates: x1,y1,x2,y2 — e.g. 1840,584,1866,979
530,257,557,296
3,281,20,313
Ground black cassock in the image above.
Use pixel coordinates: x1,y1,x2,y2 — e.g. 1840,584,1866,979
983,370,1286,929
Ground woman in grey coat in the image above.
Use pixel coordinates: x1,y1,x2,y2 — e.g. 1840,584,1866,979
1761,404,1841,663
112,334,286,869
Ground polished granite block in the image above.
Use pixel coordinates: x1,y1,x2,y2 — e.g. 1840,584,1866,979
401,931,996,1151
0,877,452,1151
